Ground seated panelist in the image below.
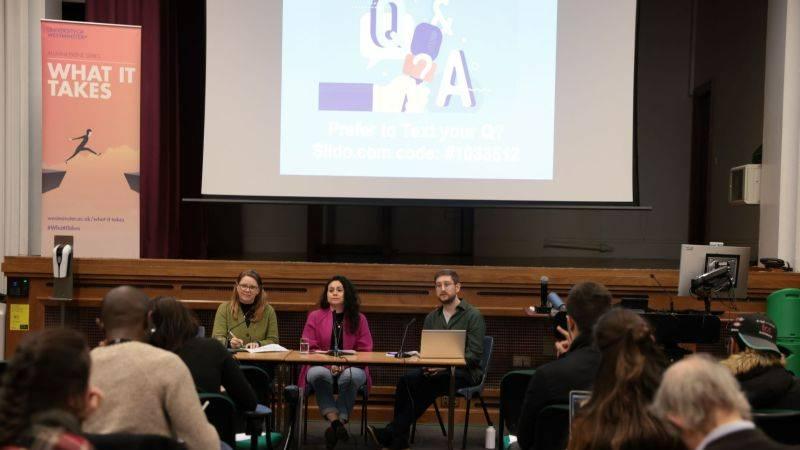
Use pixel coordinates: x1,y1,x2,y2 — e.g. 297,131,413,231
298,275,373,450
212,269,279,350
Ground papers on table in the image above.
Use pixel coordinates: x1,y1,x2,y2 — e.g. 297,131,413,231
246,343,289,353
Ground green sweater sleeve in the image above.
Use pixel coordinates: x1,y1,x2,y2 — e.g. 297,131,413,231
211,303,230,347
258,305,280,346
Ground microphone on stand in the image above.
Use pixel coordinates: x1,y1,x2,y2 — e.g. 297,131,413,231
227,309,254,347
534,276,551,314
332,319,342,358
395,317,416,358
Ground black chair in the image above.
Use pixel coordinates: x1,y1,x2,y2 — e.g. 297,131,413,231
752,409,800,445
86,433,187,450
302,381,369,443
411,335,495,450
497,369,535,449
282,385,300,450
240,364,276,426
200,392,273,450
532,404,569,450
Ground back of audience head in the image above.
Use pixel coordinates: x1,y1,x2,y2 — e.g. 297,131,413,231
651,354,751,448
568,308,670,450
150,296,200,352
566,281,613,335
722,313,784,375
97,285,150,340
0,328,99,445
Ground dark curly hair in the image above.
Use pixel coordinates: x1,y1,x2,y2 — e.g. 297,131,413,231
149,296,200,352
0,328,90,445
318,275,361,334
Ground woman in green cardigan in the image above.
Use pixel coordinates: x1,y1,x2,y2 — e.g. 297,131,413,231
212,269,279,350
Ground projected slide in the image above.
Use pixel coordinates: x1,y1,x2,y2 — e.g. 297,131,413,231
280,0,557,180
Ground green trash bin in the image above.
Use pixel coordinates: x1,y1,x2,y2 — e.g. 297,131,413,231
767,288,800,376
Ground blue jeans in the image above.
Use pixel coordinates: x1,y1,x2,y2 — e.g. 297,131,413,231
306,365,367,422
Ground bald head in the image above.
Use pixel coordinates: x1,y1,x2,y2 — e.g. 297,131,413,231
99,286,150,334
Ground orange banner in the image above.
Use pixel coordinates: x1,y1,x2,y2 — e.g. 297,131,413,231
40,20,141,258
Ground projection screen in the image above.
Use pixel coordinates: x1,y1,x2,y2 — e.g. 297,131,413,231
202,0,638,203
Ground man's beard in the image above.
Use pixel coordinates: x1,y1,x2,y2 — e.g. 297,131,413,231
439,293,457,305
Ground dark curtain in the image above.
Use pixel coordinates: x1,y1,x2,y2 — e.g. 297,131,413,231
86,0,208,258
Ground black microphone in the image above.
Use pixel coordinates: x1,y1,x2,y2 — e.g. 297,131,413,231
650,273,674,313
396,317,416,359
227,309,254,344
540,276,549,308
332,317,342,358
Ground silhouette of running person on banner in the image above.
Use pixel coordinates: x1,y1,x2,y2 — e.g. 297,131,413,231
65,129,99,162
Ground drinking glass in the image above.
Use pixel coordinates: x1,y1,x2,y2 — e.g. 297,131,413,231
299,337,310,354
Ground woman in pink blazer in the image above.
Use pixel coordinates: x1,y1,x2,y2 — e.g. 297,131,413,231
298,275,373,449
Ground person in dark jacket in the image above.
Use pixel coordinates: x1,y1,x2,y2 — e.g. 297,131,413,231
514,281,612,450
720,313,800,410
652,354,794,450
150,296,258,412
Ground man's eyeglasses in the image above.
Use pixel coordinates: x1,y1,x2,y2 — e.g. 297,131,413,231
435,282,455,290
238,284,260,292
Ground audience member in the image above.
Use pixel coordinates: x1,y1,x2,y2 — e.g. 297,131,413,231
514,281,612,450
82,286,218,450
212,270,279,350
568,308,684,450
150,296,259,412
651,354,793,450
298,275,374,449
0,328,100,450
720,314,800,409
368,269,485,450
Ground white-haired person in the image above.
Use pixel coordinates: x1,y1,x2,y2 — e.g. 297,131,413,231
651,354,793,450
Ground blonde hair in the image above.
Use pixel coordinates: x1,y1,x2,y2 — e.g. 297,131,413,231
721,347,784,376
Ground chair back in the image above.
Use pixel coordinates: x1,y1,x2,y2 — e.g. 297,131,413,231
199,392,237,447
475,336,494,388
533,404,569,450
86,433,188,450
753,409,800,445
240,364,274,406
498,369,535,435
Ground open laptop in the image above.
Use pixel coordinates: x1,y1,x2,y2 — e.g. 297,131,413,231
419,329,466,359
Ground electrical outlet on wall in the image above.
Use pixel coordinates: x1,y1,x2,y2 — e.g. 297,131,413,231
512,355,533,367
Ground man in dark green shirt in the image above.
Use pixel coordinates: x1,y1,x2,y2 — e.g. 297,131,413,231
368,269,486,450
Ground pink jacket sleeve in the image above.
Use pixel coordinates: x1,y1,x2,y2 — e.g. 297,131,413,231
355,313,373,352
301,311,321,351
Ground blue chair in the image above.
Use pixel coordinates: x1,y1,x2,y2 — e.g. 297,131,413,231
411,335,495,450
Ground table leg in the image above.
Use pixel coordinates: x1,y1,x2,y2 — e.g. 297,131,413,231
448,365,455,450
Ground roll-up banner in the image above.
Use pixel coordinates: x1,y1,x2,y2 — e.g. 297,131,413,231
40,20,141,258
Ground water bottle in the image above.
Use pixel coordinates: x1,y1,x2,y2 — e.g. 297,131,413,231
485,425,496,449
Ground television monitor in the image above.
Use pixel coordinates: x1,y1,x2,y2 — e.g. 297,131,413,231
678,244,750,299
